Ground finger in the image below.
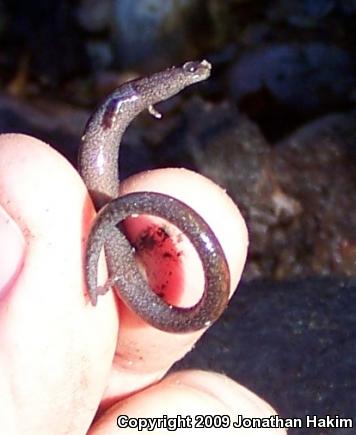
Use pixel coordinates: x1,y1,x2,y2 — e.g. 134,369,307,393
101,168,248,404
0,134,117,433
90,370,286,435
0,204,25,296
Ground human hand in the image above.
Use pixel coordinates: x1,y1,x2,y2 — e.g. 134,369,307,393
0,133,285,434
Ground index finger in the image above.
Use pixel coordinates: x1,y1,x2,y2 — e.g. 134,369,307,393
101,167,248,406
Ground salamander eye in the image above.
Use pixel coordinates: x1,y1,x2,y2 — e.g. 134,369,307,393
183,61,200,73
182,60,211,78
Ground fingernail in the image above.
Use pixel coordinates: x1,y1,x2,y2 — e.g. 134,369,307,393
0,205,25,295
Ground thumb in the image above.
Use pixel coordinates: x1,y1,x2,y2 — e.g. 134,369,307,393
0,205,25,297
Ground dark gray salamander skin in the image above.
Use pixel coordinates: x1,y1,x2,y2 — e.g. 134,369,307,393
79,60,231,332
86,192,230,332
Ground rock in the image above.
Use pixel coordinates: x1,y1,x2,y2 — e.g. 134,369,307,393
111,0,199,69
170,98,356,279
0,93,87,164
175,277,356,434
229,43,355,114
86,41,113,70
272,111,356,278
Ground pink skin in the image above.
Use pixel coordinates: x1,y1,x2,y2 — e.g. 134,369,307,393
0,133,285,434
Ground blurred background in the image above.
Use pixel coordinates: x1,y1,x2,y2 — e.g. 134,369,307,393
0,1,355,432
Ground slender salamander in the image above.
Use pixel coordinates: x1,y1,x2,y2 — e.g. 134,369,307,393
78,60,230,332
